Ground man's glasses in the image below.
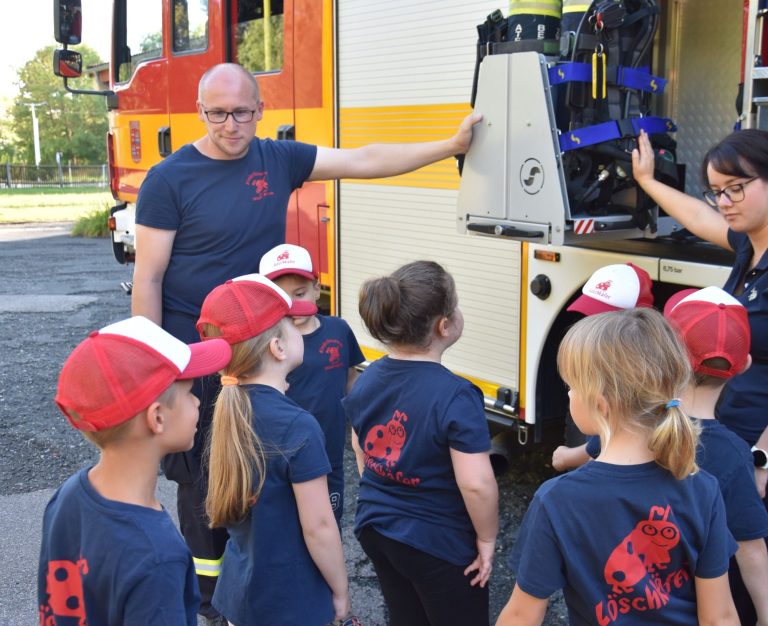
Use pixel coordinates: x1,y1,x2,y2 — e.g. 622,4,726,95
202,109,256,124
702,176,759,207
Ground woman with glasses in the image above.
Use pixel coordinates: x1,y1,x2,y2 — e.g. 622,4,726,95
633,127,768,626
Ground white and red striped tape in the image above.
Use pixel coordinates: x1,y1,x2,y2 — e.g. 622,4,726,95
573,219,595,235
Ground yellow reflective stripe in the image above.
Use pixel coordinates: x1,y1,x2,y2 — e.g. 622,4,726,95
509,0,562,18
193,556,224,577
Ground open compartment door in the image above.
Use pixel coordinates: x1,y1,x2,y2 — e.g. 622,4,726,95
457,52,658,246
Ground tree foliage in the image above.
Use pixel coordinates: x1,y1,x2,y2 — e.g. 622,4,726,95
9,45,108,165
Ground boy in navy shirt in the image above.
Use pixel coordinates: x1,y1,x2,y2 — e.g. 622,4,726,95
260,243,365,523
38,316,231,626
665,286,768,626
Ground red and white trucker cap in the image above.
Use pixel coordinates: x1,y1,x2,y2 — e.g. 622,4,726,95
664,286,750,379
259,243,316,281
196,273,318,344
55,316,232,432
567,262,654,316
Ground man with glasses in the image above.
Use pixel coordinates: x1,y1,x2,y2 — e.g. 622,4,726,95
131,62,480,625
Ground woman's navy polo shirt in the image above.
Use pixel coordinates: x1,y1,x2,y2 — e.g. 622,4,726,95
717,230,768,446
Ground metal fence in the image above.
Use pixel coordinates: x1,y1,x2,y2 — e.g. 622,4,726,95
1,163,108,188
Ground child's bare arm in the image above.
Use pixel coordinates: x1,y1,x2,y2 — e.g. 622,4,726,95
351,428,365,476
450,448,498,587
294,476,350,621
551,443,590,472
695,574,740,626
495,584,548,626
735,539,768,625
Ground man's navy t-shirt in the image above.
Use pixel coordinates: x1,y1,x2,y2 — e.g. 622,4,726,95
135,138,317,318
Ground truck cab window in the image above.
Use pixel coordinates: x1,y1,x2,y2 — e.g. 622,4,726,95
173,0,209,53
116,0,163,83
234,0,284,74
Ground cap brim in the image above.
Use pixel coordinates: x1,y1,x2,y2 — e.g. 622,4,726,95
663,288,699,317
265,268,317,281
179,338,232,379
567,295,621,317
288,300,318,317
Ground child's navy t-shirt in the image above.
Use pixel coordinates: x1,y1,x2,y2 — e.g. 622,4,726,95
38,468,199,625
344,356,492,567
695,418,768,541
287,315,365,471
213,384,334,626
135,138,317,317
509,461,736,626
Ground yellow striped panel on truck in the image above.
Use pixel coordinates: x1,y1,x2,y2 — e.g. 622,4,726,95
339,104,471,190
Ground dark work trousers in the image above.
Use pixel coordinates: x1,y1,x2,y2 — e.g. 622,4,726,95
729,535,768,626
358,525,489,626
162,312,229,619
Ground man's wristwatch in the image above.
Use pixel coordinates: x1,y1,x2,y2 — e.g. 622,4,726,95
752,446,768,469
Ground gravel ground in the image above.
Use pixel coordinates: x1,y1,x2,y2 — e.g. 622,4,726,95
0,224,566,625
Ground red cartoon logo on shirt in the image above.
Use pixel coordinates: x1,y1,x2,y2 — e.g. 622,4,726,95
319,339,344,371
595,506,691,625
245,171,275,201
40,558,89,626
362,409,420,487
364,410,408,467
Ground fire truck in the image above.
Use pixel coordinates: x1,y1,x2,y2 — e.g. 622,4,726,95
52,0,765,465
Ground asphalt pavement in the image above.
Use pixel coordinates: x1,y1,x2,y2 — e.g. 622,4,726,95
0,223,565,625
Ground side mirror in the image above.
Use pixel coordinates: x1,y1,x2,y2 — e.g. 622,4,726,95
54,0,82,45
53,49,83,78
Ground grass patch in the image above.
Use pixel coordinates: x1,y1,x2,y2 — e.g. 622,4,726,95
71,207,112,238
0,187,114,224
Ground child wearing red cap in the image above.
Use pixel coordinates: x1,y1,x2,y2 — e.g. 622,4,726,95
665,286,768,626
196,274,354,626
39,316,232,625
552,262,655,472
259,243,365,525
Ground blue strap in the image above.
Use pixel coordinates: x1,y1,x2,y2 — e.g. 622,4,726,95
548,62,667,94
621,67,667,94
548,62,592,86
559,116,677,152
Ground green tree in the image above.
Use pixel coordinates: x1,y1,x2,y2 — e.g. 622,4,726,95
10,45,108,165
236,16,284,74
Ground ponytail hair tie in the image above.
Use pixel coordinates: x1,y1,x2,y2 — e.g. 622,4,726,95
220,375,239,386
665,398,681,409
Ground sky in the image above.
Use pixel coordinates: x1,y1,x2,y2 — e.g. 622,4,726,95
1,0,111,110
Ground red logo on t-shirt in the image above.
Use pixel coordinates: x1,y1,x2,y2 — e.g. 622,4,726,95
320,339,343,371
245,171,275,201
595,506,690,625
40,558,89,625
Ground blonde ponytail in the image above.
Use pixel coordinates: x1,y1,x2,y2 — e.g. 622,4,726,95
201,322,282,527
649,404,700,479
